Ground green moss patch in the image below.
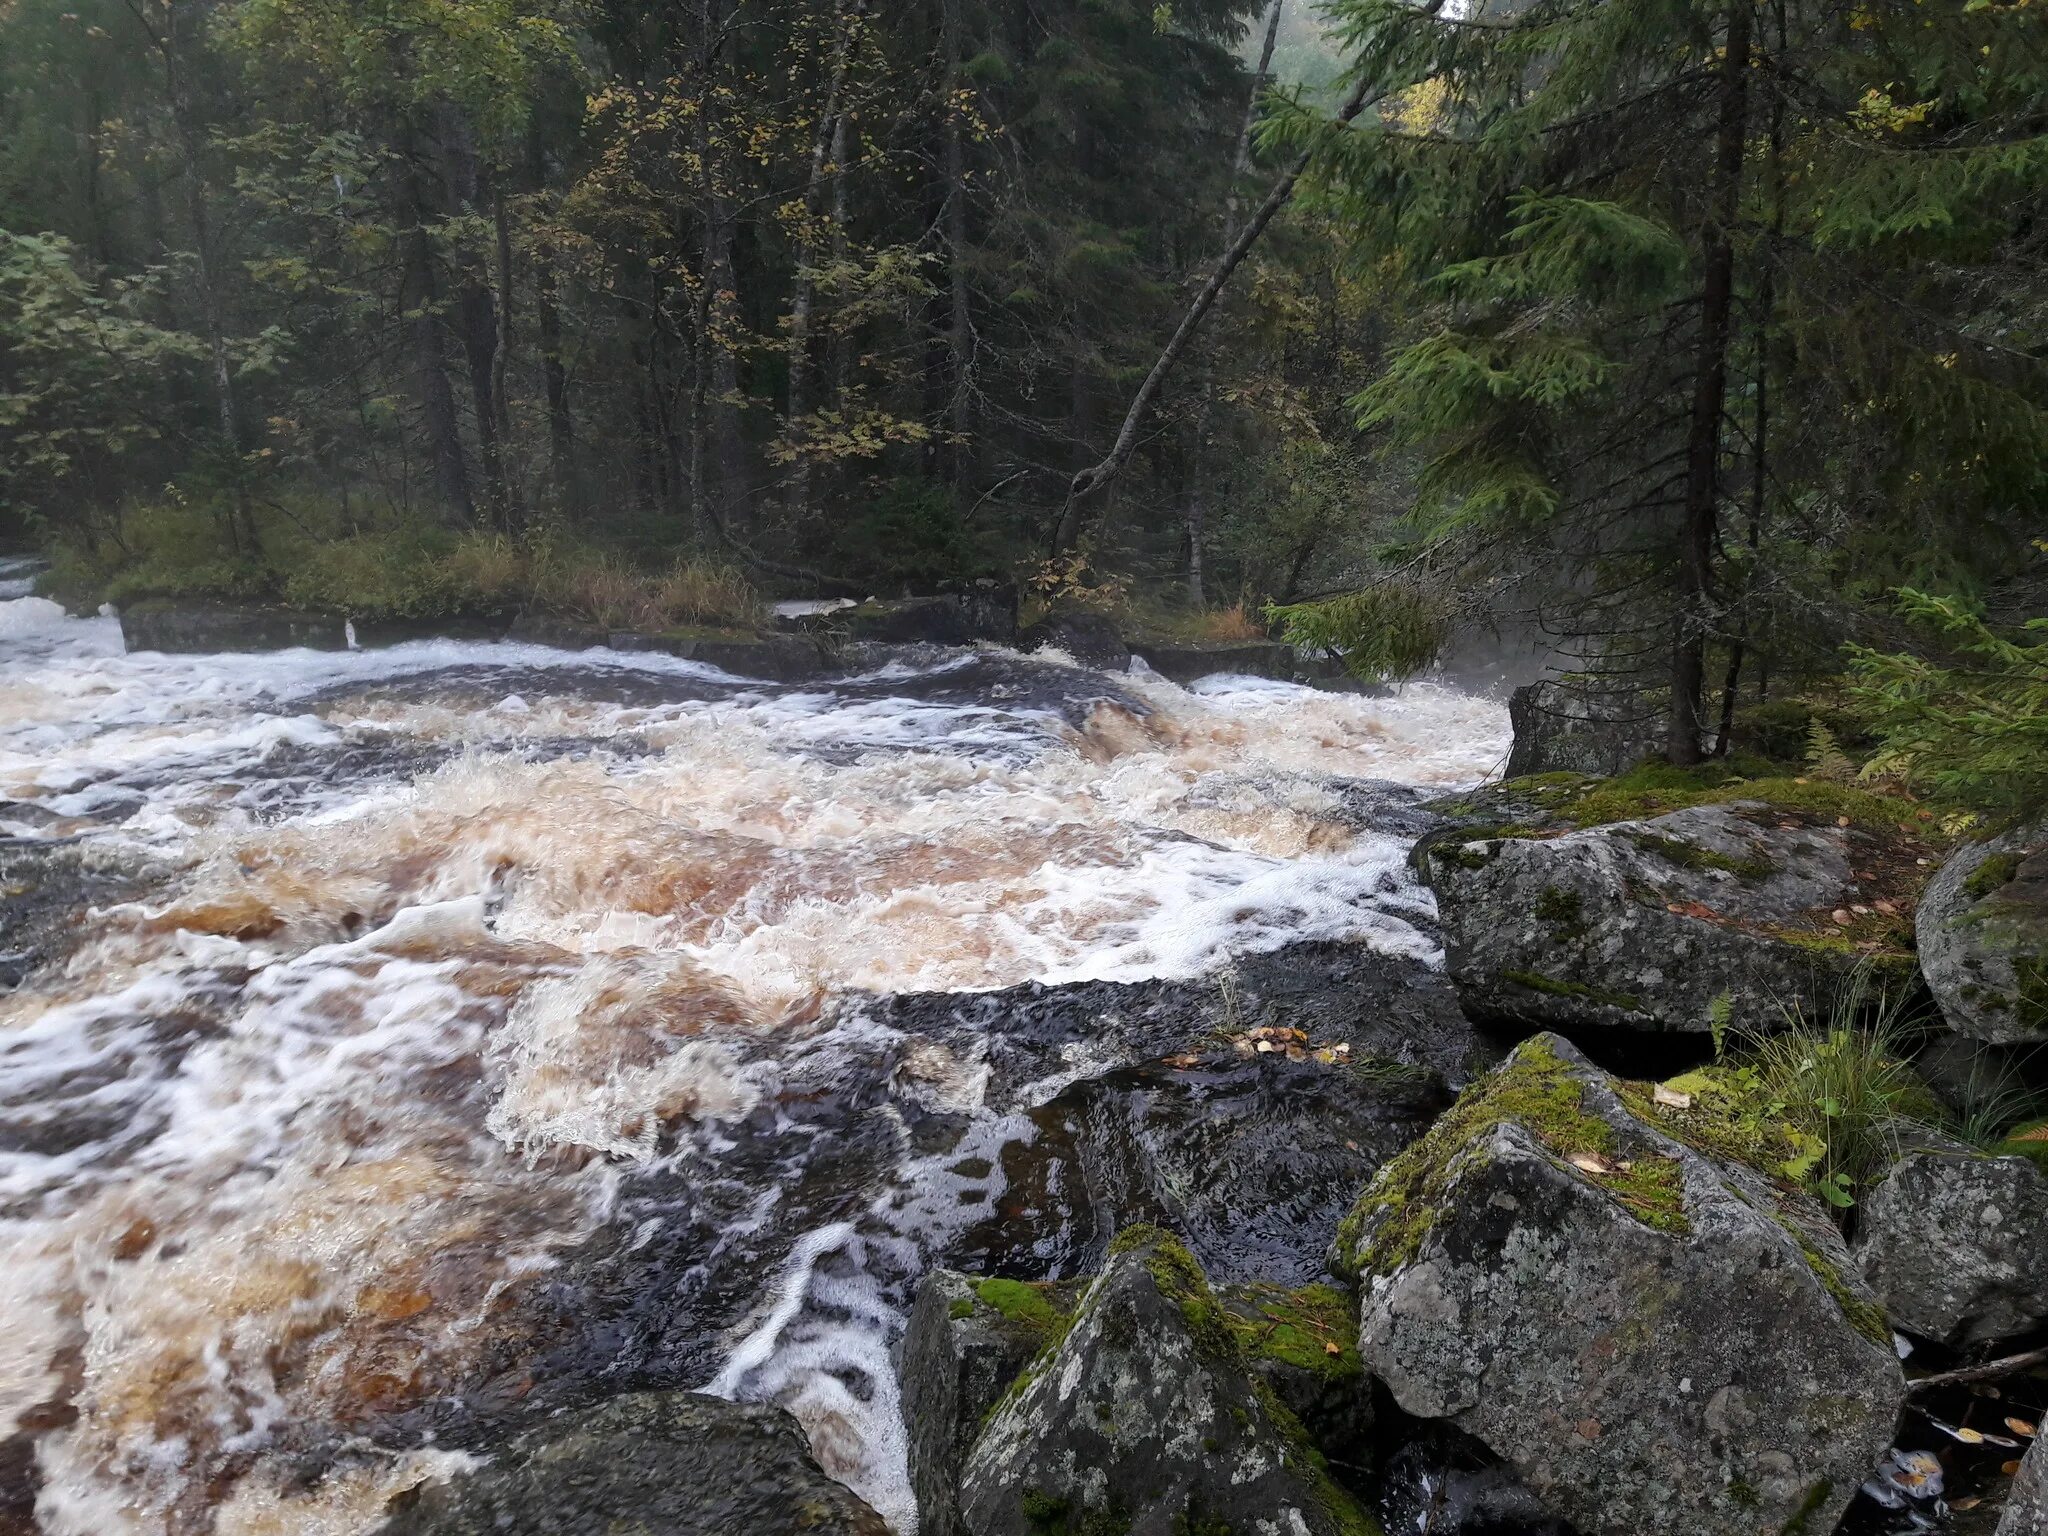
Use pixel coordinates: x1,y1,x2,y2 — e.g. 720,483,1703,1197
1963,851,2024,903
1335,1037,1689,1283
1220,1282,1364,1382
971,1277,1074,1338
1626,830,1777,881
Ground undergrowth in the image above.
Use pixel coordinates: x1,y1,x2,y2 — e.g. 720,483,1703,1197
41,496,764,629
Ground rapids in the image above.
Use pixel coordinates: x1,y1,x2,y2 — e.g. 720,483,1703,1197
0,586,1509,1535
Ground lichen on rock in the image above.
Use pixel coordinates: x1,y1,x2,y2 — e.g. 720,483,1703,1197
1334,1034,1905,1536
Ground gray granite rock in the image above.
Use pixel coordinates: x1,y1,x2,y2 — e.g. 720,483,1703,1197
1854,1149,2048,1345
955,1229,1372,1536
1422,803,1888,1032
1999,1435,2048,1536
1337,1034,1905,1536
1918,821,2048,1044
376,1391,888,1536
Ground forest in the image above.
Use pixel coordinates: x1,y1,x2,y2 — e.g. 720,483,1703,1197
0,0,2044,766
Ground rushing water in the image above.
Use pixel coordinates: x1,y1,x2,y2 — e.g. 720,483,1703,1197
0,583,1509,1536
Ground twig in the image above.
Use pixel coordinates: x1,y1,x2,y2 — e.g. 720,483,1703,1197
1906,1346,2048,1395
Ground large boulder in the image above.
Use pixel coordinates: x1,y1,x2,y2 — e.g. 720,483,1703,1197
1918,821,2048,1044
955,1228,1377,1536
2000,1436,2048,1536
1504,680,1659,778
1045,1048,1451,1284
1853,1149,2048,1345
376,1391,889,1536
1335,1034,1905,1536
1422,802,1905,1033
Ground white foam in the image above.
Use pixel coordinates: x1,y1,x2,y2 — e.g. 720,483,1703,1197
0,601,1511,1533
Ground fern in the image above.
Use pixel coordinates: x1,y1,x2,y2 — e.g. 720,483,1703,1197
1803,721,1856,783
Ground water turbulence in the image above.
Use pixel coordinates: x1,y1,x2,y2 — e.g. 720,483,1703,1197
0,590,1509,1535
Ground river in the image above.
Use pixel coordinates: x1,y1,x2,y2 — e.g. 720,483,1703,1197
0,578,1508,1535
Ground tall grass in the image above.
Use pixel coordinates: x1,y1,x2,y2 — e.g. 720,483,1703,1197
43,496,764,631
1731,978,1933,1206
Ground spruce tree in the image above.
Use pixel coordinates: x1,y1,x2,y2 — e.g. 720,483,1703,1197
1273,0,2048,760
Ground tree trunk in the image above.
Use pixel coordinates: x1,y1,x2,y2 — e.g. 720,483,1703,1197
787,0,861,521
526,124,575,503
942,0,974,488
1667,0,1752,766
161,1,248,542
696,0,748,534
442,110,508,526
1184,405,1208,604
398,138,474,524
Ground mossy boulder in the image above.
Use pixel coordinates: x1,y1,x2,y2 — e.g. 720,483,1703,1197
375,1391,889,1536
1421,802,1914,1033
955,1228,1379,1536
900,1272,1088,1536
1335,1035,1904,1536
1852,1149,2048,1346
1917,820,2048,1043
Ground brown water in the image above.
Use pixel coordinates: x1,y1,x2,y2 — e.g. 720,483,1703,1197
0,589,1508,1534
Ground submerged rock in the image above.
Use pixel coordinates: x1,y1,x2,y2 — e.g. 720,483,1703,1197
1918,821,2048,1044
1422,802,1895,1032
955,1227,1376,1536
1017,612,1131,670
1336,1034,1904,1536
375,1390,889,1535
1854,1149,2048,1345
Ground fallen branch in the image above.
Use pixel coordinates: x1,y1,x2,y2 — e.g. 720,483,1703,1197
1906,1345,2048,1395
1049,7,1443,553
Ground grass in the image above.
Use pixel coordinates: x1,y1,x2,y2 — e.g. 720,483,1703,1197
40,496,764,630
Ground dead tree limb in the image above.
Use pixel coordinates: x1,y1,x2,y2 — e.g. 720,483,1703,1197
1048,12,1438,555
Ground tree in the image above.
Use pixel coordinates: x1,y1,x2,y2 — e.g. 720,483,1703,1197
1270,0,2048,759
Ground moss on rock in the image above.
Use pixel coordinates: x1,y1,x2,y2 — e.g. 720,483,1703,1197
1336,1037,1688,1282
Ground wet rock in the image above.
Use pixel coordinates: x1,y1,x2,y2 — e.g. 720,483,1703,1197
607,629,840,682
1999,1436,2048,1536
1045,1051,1451,1284
1376,1440,1569,1536
376,1390,889,1536
955,1228,1375,1536
1854,1149,2048,1345
1337,1034,1904,1536
900,1272,1087,1536
1504,680,1659,779
813,588,1019,646
118,600,504,652
1422,802,1887,1033
1130,640,1295,683
1918,821,2048,1044
874,940,1487,1109
1016,612,1130,670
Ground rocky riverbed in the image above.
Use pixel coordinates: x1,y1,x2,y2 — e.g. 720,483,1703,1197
3,588,2045,1536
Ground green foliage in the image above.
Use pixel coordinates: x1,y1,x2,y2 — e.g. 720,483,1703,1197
1848,589,2048,817
0,232,205,518
1267,583,1445,683
1730,985,1934,1207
